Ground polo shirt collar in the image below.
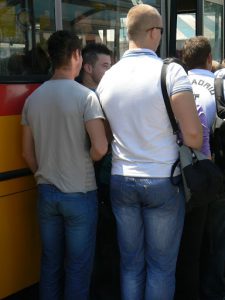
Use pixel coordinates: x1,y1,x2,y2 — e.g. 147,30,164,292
188,69,215,78
122,48,158,58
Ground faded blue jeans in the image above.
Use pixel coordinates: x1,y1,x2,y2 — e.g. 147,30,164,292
111,175,185,300
38,184,98,300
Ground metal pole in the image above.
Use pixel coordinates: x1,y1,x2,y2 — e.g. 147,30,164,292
55,0,63,30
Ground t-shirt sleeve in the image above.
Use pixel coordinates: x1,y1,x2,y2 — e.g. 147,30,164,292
167,62,193,96
21,97,30,126
83,91,105,122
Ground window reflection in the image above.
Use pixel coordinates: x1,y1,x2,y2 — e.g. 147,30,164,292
62,0,134,62
176,13,196,58
62,0,161,61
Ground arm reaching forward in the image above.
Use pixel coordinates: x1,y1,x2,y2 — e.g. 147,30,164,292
85,118,108,161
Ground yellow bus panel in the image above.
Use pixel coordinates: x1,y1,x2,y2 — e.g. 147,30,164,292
0,188,41,299
0,115,25,173
0,175,36,197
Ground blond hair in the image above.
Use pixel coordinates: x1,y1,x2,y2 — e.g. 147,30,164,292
126,4,161,41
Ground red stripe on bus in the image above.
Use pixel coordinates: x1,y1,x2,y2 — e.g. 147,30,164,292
0,83,40,116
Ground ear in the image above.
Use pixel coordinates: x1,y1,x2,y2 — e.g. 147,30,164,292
73,49,81,61
208,53,212,64
83,63,93,74
207,53,213,70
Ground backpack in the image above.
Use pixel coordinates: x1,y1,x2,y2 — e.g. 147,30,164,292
211,74,225,174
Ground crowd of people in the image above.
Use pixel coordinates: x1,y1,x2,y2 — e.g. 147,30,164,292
21,3,225,300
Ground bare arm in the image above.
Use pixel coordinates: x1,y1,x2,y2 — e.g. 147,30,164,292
85,118,108,161
171,91,203,149
104,119,113,143
22,125,38,173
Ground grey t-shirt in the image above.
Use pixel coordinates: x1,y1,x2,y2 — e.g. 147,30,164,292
21,79,104,193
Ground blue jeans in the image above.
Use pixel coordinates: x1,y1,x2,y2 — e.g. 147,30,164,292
111,175,185,300
38,184,98,300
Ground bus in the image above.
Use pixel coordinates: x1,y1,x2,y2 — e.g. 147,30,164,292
0,0,224,298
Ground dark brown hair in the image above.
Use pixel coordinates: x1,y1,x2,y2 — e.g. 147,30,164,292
182,36,211,70
48,30,82,69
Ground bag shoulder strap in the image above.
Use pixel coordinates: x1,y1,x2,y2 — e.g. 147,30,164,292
214,75,225,103
160,59,179,135
214,77,223,98
161,59,183,184
214,77,224,107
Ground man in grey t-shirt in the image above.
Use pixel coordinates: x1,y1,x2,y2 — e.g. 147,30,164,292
21,30,108,300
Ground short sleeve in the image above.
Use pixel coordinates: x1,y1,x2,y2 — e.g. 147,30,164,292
83,91,105,122
166,63,193,96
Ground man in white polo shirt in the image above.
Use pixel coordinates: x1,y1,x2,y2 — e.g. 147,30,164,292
97,4,202,300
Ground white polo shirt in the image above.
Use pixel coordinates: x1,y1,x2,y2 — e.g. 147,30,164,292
97,49,192,178
188,69,216,129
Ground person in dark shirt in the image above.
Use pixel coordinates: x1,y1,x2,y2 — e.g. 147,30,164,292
80,42,120,300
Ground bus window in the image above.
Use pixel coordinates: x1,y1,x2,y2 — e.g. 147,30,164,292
0,0,56,79
204,0,223,62
61,0,161,62
62,0,131,61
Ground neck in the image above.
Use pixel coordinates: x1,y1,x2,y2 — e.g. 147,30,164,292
82,74,97,90
52,66,76,80
129,41,156,52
